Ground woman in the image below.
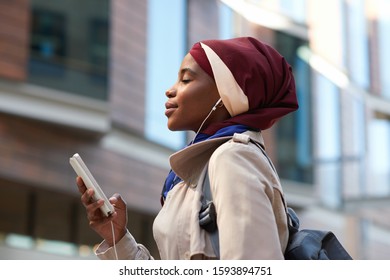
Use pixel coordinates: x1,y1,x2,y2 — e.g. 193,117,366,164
77,37,298,259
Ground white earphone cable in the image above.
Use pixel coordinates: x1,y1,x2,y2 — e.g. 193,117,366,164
110,220,118,260
190,98,222,145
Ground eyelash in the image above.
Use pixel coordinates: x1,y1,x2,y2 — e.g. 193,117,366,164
181,79,191,84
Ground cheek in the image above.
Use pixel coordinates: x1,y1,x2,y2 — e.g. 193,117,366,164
177,102,204,124
175,81,219,125
180,94,210,120
170,100,208,131
182,84,215,108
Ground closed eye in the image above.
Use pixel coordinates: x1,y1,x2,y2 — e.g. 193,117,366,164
179,67,196,84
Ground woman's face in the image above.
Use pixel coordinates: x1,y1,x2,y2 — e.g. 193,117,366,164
165,53,228,132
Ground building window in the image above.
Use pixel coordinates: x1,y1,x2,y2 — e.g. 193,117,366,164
28,0,109,100
368,119,390,196
315,73,342,208
145,0,187,150
274,32,313,184
29,9,66,74
345,0,370,89
377,0,390,99
251,0,307,24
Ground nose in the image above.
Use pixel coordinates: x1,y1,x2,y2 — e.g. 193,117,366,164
165,87,176,98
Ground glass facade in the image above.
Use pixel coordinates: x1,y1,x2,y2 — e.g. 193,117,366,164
252,0,307,24
274,32,313,184
377,0,390,99
145,0,187,150
315,73,342,207
368,120,390,196
346,0,370,89
361,0,390,196
28,0,110,100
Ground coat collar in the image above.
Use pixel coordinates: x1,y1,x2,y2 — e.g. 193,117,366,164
169,131,265,185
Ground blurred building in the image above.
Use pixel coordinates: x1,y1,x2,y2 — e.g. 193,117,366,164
0,0,389,259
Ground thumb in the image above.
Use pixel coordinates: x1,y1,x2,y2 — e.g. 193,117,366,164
109,193,126,209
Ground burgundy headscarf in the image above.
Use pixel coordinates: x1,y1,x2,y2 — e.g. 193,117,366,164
189,37,298,134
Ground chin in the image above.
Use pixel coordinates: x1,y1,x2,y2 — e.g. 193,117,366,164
167,122,179,131
167,123,191,132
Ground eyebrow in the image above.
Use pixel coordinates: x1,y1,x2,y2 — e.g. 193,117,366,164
179,67,197,76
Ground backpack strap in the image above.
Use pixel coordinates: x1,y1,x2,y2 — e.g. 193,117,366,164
199,166,220,259
249,139,299,232
199,136,289,259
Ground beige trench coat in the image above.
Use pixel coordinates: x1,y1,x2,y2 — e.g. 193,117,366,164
96,131,289,260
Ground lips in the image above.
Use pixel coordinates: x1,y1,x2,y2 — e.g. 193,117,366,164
165,102,178,117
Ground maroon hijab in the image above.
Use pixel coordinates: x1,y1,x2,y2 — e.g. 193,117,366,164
189,37,298,134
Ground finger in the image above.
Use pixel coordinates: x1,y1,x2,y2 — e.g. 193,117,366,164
108,195,118,205
88,213,112,226
76,177,87,194
80,188,95,206
87,205,117,225
110,193,126,209
85,199,105,220
89,216,113,229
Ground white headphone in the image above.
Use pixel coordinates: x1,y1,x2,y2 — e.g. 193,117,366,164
191,98,223,144
211,98,222,111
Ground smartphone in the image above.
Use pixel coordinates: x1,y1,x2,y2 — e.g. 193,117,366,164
69,153,115,217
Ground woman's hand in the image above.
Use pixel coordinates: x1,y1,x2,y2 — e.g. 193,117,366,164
76,176,128,246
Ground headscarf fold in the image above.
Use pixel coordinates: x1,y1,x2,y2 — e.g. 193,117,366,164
189,37,299,134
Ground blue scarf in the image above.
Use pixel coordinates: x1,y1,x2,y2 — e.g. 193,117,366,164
161,125,255,200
